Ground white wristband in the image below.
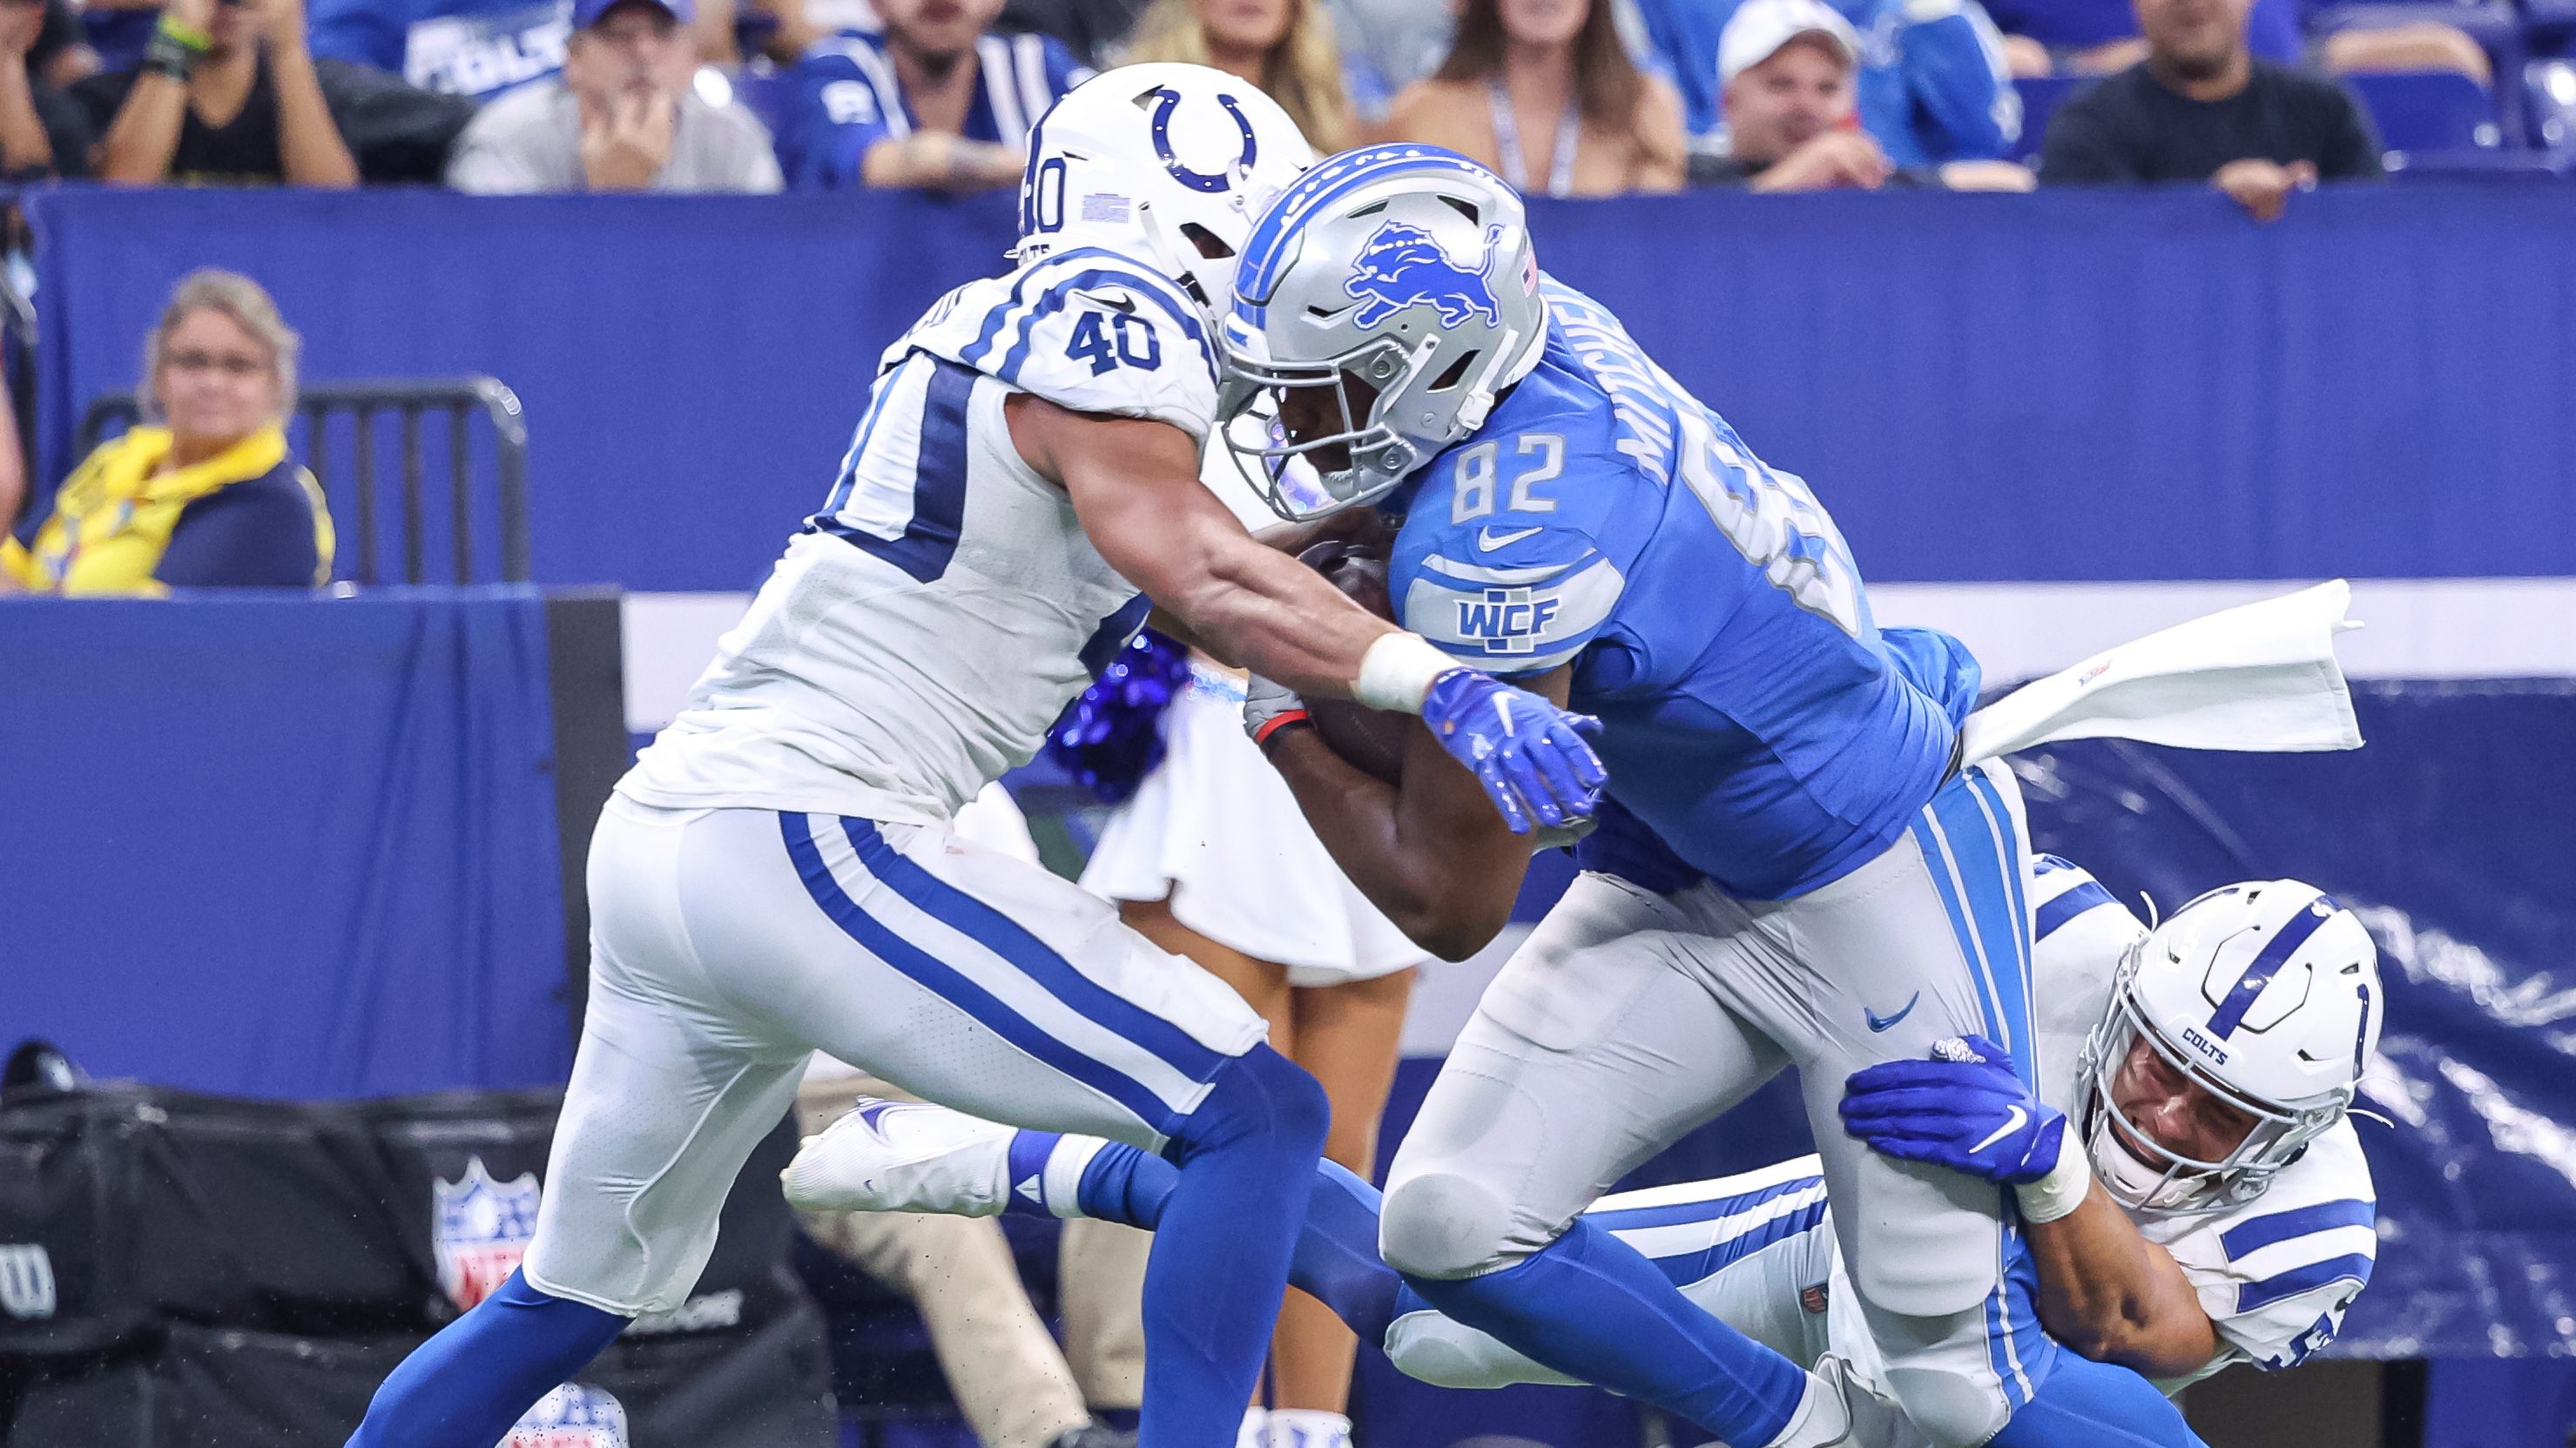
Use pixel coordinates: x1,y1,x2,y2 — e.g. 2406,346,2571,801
2014,1146,2092,1225
1353,631,1455,714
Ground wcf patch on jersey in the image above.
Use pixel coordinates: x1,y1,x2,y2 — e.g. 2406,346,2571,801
1457,585,1562,656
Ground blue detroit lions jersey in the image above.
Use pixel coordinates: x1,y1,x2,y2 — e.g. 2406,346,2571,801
1385,279,1970,900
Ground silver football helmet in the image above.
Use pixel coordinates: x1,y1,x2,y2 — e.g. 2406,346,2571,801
1215,145,1550,520
2072,879,2382,1215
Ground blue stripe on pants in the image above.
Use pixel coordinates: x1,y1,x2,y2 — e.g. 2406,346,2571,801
779,812,1184,1134
839,817,1231,1084
1910,767,2053,1409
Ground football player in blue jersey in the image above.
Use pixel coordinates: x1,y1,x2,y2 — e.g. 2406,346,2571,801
1192,145,2209,1448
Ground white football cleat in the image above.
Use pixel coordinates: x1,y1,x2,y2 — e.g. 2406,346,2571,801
781,1097,1015,1216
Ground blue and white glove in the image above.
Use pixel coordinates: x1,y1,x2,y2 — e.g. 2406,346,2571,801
1419,668,1607,834
1840,1035,2089,1222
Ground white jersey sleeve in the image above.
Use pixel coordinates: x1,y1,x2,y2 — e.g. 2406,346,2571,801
898,246,1221,441
2028,854,2149,1110
2143,1121,2377,1382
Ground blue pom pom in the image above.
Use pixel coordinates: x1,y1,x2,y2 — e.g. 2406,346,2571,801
1044,630,1191,804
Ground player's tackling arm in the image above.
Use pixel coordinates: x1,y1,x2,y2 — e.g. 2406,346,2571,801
1259,666,1568,960
1009,394,1402,701
2026,1187,2222,1377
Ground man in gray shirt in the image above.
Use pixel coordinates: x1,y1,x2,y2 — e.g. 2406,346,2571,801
448,0,779,192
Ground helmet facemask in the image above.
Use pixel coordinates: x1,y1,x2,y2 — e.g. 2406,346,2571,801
1216,333,1432,520
2072,940,2356,1216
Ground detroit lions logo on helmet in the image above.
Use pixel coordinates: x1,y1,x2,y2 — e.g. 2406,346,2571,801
1345,221,1506,329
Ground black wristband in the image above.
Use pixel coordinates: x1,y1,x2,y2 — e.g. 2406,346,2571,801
144,30,199,80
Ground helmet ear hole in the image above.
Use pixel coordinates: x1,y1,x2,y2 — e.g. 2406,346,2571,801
1427,349,1481,392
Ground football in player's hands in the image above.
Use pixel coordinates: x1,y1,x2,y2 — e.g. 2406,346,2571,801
1296,537,1419,784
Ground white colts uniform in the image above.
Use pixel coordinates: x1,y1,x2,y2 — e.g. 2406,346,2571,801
526,245,1270,1317
1080,450,1430,987
1382,857,2380,1444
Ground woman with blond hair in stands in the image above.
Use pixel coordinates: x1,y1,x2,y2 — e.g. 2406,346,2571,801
1120,0,1358,152
1385,0,1685,196
3,268,332,596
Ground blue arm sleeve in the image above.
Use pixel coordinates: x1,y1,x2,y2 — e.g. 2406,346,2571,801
156,475,324,589
1898,6,2020,162
307,0,408,71
785,50,900,191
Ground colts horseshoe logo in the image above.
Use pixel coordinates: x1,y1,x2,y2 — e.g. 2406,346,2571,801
1149,87,1258,193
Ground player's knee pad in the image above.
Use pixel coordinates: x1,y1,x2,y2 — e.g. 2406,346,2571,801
1168,1043,1328,1164
1379,1169,1522,1281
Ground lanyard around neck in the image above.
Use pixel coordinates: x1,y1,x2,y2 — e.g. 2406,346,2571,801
1487,75,1579,199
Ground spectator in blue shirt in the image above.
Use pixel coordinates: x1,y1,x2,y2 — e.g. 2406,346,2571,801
1635,0,2019,165
782,0,1086,190
309,0,573,102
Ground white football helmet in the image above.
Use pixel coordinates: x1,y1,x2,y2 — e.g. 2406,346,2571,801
1013,64,1315,315
1215,144,1549,520
2073,879,2383,1215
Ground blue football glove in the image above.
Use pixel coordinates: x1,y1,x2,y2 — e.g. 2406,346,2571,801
1419,668,1608,834
1838,1034,2067,1185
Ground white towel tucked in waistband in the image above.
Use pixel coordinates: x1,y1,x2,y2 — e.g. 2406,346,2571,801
1961,580,2364,766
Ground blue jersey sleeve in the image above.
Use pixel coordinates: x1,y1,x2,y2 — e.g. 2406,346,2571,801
1893,0,2020,162
1391,436,1635,676
785,37,902,190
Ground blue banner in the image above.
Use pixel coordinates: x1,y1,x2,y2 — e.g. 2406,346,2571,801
29,184,2576,591
0,589,570,1097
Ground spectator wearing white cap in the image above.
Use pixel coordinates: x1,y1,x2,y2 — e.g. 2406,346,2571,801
445,0,781,190
1696,0,2026,189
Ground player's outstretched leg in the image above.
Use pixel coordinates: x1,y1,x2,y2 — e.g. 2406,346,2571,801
787,1101,1397,1349
1127,1041,1331,1443
346,1272,626,1448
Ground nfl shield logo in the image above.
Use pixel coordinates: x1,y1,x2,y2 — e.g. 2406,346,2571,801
503,1383,630,1448
1798,1283,1830,1316
434,1156,542,1310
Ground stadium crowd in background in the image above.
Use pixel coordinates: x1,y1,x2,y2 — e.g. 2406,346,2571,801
448,0,779,190
0,0,2524,197
3,269,332,594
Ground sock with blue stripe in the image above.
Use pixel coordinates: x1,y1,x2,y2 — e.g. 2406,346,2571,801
345,1269,628,1448
1986,1350,2211,1448
1399,1217,1820,1446
1129,1043,1330,1448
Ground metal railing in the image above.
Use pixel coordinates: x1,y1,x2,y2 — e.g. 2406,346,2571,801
76,377,532,584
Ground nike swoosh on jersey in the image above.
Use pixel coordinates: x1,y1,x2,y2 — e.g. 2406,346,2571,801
1078,289,1139,313
1478,525,1542,551
1970,1105,2029,1155
1864,991,1919,1033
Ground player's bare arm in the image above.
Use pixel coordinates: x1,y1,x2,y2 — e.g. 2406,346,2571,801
2024,1183,2222,1376
1257,664,1574,960
1008,393,1408,701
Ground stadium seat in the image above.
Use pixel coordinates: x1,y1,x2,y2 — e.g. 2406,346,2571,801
2348,69,2505,150
2008,75,2086,163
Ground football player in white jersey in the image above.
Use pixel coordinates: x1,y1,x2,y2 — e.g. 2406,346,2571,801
345,65,1604,1448
792,855,2382,1448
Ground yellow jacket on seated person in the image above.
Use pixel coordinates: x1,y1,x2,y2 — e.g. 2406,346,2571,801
3,424,335,596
